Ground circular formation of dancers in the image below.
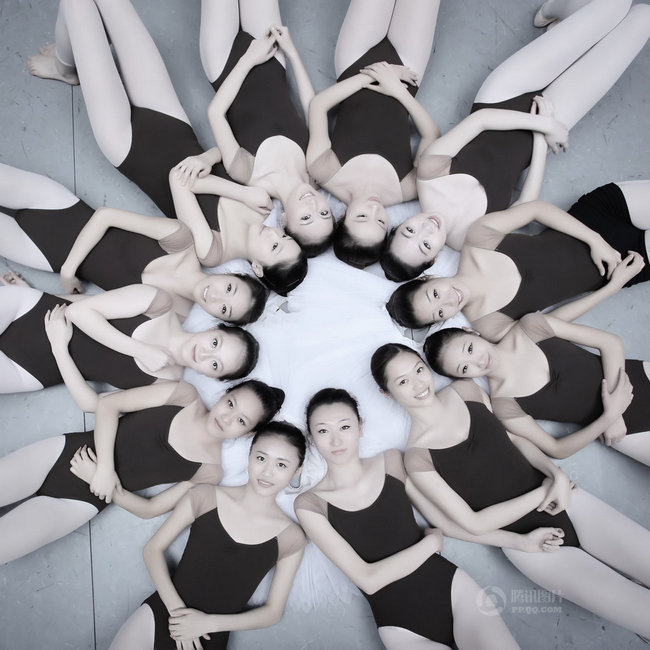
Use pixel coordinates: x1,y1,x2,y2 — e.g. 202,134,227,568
1,0,649,648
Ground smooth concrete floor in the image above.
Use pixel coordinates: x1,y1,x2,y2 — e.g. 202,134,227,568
1,0,649,648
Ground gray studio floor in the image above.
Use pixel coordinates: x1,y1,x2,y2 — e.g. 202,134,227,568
1,0,649,648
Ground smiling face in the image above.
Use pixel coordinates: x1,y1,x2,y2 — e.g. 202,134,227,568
208,386,265,439
192,274,254,323
389,212,446,269
248,433,302,495
247,224,302,272
184,329,247,379
411,276,464,326
344,198,388,246
438,333,493,379
283,186,334,245
383,350,436,409
308,401,361,465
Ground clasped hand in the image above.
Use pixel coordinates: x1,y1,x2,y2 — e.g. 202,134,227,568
169,607,213,649
360,61,418,96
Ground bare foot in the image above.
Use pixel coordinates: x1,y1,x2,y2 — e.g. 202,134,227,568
40,43,56,56
27,52,79,85
1,271,30,287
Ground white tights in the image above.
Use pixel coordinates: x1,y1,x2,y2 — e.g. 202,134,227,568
475,0,650,131
504,489,650,637
378,568,519,649
199,0,285,84
334,0,440,80
53,0,188,166
0,435,98,564
108,604,155,650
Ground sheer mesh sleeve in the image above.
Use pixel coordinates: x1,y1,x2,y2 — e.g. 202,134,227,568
294,490,328,517
450,379,485,403
188,483,218,520
277,523,307,560
416,154,452,181
158,222,194,254
404,447,435,473
399,168,417,201
464,221,506,251
383,448,407,483
198,231,224,268
492,396,529,421
308,148,341,187
189,463,223,486
165,380,199,407
228,148,255,185
145,289,174,318
471,312,515,343
519,312,555,343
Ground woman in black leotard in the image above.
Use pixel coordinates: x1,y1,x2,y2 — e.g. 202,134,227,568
386,192,646,338
305,0,441,268
0,163,268,322
425,311,650,465
381,0,650,281
371,342,650,639
109,421,306,650
202,0,333,257
295,387,542,649
0,378,284,565
28,0,307,296
0,284,258,405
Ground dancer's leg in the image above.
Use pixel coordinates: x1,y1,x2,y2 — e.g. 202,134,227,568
379,625,450,649
543,3,650,128
616,180,650,229
199,0,240,82
613,431,650,466
0,435,65,507
109,604,155,650
475,0,631,104
503,490,650,636
535,0,594,24
386,0,440,80
0,496,97,564
0,164,79,270
334,0,397,77
0,286,44,393
93,0,188,122
450,569,520,650
240,0,285,66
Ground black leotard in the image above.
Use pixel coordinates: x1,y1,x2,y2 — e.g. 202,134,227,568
0,291,155,389
493,313,650,435
37,403,220,510
13,199,189,290
144,485,305,649
295,451,457,646
211,31,308,156
405,381,579,547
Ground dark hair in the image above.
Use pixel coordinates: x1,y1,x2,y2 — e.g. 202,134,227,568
370,342,421,392
250,420,307,466
259,253,308,297
386,278,429,329
380,229,432,282
217,323,259,380
305,387,361,432
229,274,269,325
226,379,285,426
423,328,465,377
332,218,386,269
285,225,334,258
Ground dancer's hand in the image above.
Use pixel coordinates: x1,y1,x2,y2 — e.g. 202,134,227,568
44,304,73,349
361,61,413,96
602,368,633,423
543,117,568,154
59,266,84,294
423,527,444,554
69,445,98,484
135,342,175,374
243,34,278,66
588,235,621,278
89,464,121,503
169,608,212,647
269,25,296,56
602,416,627,446
520,527,565,553
173,156,212,187
538,472,574,514
608,251,645,288
241,186,273,215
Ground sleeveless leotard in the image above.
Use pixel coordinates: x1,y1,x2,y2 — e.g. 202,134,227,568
144,484,306,649
492,313,650,435
465,222,605,339
309,38,418,198
37,385,221,510
295,450,457,646
405,381,579,547
13,200,195,290
0,291,160,389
